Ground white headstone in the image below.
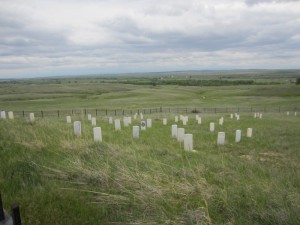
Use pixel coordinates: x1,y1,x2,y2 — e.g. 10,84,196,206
133,114,137,120
219,117,224,126
66,116,71,124
259,113,262,119
182,119,187,126
195,115,199,120
295,112,297,116
210,122,215,132
236,130,241,143
247,128,252,138
230,114,233,119
29,113,35,122
123,117,129,127
1,111,6,119
8,111,14,120
287,111,290,116
128,117,132,124
91,117,96,126
87,114,92,121
114,119,121,131
254,113,257,118
133,126,139,138
93,127,102,142
108,117,113,124
184,134,193,151
175,116,178,122
141,121,146,131
177,128,185,142
162,118,167,125
171,124,177,138
217,132,225,145
197,117,202,125
147,118,152,128
180,115,183,121
140,113,143,120
74,121,81,136
236,115,240,120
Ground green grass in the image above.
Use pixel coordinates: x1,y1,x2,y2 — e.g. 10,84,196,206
0,112,299,224
0,72,299,224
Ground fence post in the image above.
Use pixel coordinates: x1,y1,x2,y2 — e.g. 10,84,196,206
0,193,4,221
11,204,22,225
22,111,25,118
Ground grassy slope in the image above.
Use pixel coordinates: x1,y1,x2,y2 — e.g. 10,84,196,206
0,113,299,224
0,72,299,224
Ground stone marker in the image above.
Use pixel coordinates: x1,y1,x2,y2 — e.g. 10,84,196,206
195,115,199,120
128,117,132,124
295,112,297,116
184,134,193,151
93,127,102,142
175,116,178,122
172,124,177,138
66,116,71,124
140,113,143,120
230,114,233,119
236,115,240,120
197,117,202,125
259,113,262,119
236,130,241,143
254,113,257,118
123,117,129,127
108,117,113,124
8,111,14,120
133,126,139,138
115,119,121,131
74,121,81,136
147,118,152,128
0,111,6,119
141,121,146,131
219,117,224,126
91,117,96,126
29,113,35,122
133,114,137,120
247,128,252,138
182,119,187,126
163,118,167,125
287,111,290,116
217,132,225,145
87,114,92,121
210,122,215,132
177,128,185,142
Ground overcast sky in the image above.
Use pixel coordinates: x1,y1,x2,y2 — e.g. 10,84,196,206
0,0,300,78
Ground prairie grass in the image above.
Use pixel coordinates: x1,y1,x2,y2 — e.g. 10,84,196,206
0,112,299,224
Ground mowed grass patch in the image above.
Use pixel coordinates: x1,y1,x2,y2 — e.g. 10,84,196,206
0,113,299,224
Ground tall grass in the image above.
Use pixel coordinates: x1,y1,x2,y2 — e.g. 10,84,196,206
0,112,299,224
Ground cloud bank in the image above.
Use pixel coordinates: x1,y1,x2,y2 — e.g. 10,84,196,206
0,0,300,78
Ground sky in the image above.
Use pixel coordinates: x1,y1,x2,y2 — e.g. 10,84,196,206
0,0,300,78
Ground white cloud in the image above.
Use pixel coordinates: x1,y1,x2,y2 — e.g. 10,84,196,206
0,0,300,77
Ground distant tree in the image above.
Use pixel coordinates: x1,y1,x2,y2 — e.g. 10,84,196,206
296,78,300,85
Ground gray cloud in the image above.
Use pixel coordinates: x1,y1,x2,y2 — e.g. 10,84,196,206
0,0,300,78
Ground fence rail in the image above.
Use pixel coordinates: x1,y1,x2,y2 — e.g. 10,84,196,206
5,106,299,118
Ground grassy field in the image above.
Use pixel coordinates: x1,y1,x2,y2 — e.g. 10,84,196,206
0,71,300,224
